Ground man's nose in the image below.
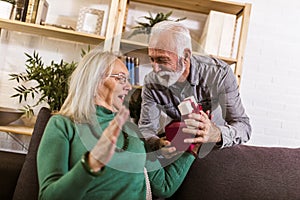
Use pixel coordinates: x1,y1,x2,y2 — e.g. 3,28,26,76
152,62,161,73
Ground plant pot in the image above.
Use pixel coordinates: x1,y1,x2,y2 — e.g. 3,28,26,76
123,30,149,45
0,107,24,126
0,1,14,19
130,34,149,44
20,115,37,127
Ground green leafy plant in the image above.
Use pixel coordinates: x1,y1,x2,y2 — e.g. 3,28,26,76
9,51,77,112
1,0,16,4
130,11,186,37
80,45,91,58
19,104,34,118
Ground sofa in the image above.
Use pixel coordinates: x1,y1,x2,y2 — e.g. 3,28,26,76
0,150,25,200
1,107,299,200
168,145,300,200
0,107,51,200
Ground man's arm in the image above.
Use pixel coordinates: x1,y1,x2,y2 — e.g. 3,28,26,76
139,84,179,157
216,66,251,147
182,64,251,148
138,84,161,140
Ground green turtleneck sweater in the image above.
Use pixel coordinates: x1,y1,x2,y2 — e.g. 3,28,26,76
37,106,195,200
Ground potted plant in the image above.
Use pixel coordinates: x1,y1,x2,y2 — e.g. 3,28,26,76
1,0,15,3
0,0,16,19
9,51,78,125
128,11,186,41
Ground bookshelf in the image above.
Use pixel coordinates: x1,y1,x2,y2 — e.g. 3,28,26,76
0,0,251,85
118,0,252,86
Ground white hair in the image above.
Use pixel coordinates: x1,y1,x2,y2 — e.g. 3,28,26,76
59,48,119,123
149,21,192,57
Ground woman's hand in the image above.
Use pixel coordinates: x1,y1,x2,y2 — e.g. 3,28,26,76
147,137,179,159
89,106,129,172
159,137,179,159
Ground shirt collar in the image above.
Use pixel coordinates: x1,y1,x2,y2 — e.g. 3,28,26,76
188,55,199,86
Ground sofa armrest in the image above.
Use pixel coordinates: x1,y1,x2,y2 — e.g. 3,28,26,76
0,150,25,200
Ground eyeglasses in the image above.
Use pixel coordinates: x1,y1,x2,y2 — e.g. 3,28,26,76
109,73,131,84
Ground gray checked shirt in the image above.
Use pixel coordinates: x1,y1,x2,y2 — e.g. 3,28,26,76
138,54,251,148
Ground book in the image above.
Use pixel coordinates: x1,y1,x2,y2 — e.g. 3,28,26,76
199,10,236,57
129,57,135,85
125,56,140,85
35,0,49,24
25,0,40,23
125,56,135,85
14,0,25,21
14,0,30,21
134,57,140,85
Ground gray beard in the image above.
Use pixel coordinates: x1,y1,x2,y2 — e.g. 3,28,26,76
155,66,185,87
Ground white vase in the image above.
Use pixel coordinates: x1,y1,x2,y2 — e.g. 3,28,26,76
0,1,14,19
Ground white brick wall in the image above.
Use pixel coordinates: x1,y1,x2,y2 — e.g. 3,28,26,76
238,0,300,148
1,0,300,150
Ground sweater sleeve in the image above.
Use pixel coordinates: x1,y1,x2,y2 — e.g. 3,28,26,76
146,152,195,198
37,116,98,200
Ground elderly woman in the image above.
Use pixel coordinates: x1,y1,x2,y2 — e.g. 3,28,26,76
37,48,199,200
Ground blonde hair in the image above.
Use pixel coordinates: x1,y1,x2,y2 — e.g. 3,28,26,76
149,21,192,57
59,48,119,123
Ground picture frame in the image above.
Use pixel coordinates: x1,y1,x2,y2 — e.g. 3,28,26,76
76,7,104,35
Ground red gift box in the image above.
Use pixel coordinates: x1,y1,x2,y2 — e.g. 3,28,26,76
165,121,195,151
165,96,204,152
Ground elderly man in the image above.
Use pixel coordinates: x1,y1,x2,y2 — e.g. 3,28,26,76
138,21,251,157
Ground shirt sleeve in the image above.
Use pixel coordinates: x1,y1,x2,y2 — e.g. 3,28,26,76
37,116,96,200
138,82,161,140
216,66,252,148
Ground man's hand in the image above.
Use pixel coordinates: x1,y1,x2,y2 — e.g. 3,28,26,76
182,110,222,144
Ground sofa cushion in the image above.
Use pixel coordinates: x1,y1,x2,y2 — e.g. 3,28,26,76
169,145,300,200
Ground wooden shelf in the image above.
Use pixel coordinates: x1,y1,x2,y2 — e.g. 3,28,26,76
121,39,148,50
0,19,105,45
133,85,142,89
131,0,246,15
215,55,237,65
0,125,33,136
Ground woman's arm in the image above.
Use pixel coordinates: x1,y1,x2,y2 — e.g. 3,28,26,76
37,116,94,200
146,152,196,198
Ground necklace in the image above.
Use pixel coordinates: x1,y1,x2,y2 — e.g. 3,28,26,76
115,131,129,152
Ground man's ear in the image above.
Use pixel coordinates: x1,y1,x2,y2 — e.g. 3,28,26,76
183,48,191,61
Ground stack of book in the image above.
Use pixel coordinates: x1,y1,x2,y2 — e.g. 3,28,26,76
14,0,49,24
125,56,140,86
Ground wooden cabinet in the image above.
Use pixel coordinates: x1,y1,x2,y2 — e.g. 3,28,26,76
0,0,251,85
